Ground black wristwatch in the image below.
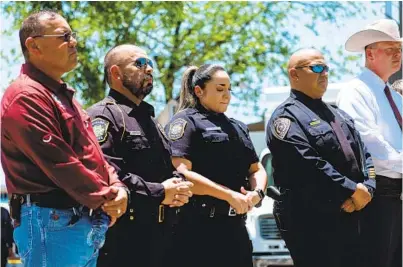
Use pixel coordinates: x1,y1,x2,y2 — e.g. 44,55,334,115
254,188,265,207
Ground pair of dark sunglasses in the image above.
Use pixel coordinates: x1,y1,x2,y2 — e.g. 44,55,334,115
134,57,153,69
32,32,77,42
295,64,329,74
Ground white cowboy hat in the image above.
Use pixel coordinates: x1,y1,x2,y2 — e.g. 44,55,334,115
345,19,402,52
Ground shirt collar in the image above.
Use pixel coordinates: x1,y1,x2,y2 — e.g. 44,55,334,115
107,89,155,117
21,63,75,95
290,89,323,107
196,103,225,118
359,67,390,92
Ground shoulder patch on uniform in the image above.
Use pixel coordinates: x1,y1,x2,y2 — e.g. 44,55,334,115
168,118,187,140
271,117,291,140
92,118,109,143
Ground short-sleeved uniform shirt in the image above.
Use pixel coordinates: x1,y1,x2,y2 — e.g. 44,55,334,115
87,90,176,211
165,105,259,206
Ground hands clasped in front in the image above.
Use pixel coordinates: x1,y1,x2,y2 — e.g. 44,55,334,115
102,186,129,226
341,183,372,213
162,177,194,207
226,187,261,215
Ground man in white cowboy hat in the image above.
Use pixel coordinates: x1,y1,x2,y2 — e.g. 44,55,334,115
337,19,402,267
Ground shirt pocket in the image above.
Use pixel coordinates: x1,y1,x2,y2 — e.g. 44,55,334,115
125,134,151,150
58,110,80,146
201,132,230,143
307,124,337,150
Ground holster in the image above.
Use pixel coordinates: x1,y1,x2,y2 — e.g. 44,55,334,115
9,194,22,227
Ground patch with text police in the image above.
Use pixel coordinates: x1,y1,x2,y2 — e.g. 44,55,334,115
168,118,187,140
272,117,291,140
92,118,109,143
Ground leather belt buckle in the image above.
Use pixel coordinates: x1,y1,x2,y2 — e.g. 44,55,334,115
228,206,237,216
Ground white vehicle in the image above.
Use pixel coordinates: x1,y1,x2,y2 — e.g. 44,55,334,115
246,83,345,266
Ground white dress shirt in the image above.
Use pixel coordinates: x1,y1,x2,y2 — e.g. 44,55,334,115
337,68,402,179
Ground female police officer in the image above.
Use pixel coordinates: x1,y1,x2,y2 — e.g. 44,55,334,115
165,64,268,267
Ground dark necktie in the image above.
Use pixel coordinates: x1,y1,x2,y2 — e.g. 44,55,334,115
384,85,402,131
323,104,360,177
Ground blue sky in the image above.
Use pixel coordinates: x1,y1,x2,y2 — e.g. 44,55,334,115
0,2,400,186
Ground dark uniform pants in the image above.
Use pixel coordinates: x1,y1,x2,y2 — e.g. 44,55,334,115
167,213,253,267
360,177,402,267
274,200,364,267
97,216,173,267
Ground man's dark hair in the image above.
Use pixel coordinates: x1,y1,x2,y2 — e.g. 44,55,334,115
19,10,60,61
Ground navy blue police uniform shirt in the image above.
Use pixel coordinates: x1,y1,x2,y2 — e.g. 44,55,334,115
267,89,375,212
87,90,175,211
165,104,259,207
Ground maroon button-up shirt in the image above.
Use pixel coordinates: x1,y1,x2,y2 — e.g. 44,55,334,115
1,63,123,209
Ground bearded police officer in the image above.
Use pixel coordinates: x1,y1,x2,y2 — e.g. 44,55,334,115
87,44,193,267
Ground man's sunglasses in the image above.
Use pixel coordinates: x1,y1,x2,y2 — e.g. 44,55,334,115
295,64,329,74
134,57,153,69
32,32,77,42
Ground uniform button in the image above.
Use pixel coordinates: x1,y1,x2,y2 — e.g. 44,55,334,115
129,216,134,220
202,204,206,208
103,164,106,168
129,209,134,213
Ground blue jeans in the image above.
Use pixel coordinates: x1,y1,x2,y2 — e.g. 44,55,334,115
13,204,109,267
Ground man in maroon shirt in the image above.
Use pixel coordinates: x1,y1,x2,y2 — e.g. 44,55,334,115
1,10,128,267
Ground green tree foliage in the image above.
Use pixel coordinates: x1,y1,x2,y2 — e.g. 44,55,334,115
1,1,363,111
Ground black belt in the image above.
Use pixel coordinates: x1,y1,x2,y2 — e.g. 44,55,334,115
186,199,245,218
375,175,402,198
20,192,80,209
124,204,175,223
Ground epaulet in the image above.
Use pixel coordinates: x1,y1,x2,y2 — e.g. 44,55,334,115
184,108,197,115
284,98,295,107
229,118,249,136
229,118,246,128
100,98,126,141
330,103,338,109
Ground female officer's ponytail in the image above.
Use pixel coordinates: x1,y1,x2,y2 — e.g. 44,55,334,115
177,66,198,112
177,64,225,112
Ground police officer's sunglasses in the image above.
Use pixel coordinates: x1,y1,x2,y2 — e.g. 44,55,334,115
32,32,77,43
134,57,153,69
295,64,329,74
